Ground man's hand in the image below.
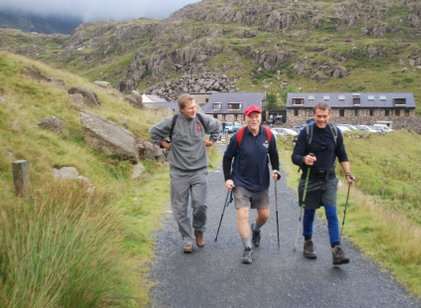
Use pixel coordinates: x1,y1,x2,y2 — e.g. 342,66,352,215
160,140,171,150
273,170,281,181
225,179,235,191
204,139,214,147
345,173,356,184
303,153,317,166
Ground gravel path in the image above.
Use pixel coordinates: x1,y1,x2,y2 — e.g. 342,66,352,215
151,146,420,308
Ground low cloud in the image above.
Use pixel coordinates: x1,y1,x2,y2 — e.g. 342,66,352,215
0,0,201,21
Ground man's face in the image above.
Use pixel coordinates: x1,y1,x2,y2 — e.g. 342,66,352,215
246,112,261,131
180,100,197,119
314,108,330,128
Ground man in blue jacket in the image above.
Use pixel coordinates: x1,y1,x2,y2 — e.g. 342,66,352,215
223,105,280,264
292,102,355,265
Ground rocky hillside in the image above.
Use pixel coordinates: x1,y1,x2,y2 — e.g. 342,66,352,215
1,0,421,107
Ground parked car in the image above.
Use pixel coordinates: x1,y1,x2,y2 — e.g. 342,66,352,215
336,125,352,134
356,125,378,133
271,127,298,137
372,123,393,133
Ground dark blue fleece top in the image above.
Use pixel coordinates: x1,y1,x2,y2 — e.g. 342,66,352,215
223,126,279,192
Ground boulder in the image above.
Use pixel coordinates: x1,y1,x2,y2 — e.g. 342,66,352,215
94,80,112,88
53,166,79,179
131,162,146,180
136,140,165,160
68,87,101,106
80,112,139,162
38,116,64,133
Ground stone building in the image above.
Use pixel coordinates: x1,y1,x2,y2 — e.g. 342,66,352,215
286,92,416,126
202,92,266,123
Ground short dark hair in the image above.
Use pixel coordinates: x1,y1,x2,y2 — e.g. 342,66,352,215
178,94,195,110
313,102,331,113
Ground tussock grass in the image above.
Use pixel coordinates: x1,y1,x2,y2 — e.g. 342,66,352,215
278,131,421,298
0,52,172,306
0,182,136,308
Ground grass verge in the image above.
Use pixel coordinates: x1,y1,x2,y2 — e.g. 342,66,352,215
278,132,421,297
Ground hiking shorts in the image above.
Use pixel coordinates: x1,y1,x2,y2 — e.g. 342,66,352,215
233,186,269,210
298,176,338,209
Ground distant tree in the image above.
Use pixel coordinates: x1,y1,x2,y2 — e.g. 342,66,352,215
266,93,279,111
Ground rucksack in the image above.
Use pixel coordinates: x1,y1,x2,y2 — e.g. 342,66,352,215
305,123,338,145
169,113,206,141
235,125,273,147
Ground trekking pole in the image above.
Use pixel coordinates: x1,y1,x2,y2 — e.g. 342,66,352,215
214,190,233,242
340,181,352,237
293,165,312,252
274,172,281,249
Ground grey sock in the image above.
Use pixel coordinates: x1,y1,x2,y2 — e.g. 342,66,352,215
242,237,252,249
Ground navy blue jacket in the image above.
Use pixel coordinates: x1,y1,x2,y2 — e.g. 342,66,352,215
223,126,280,192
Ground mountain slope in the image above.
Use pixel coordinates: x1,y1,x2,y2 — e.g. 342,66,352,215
1,0,421,110
0,51,171,306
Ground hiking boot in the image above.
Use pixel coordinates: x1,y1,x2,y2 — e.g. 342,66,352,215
194,230,205,248
332,245,350,265
241,247,253,264
303,240,317,259
183,243,193,254
251,224,261,248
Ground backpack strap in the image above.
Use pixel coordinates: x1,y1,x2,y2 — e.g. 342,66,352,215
196,113,206,131
306,123,314,145
328,123,338,145
235,127,246,147
169,114,178,141
236,125,273,147
262,125,273,142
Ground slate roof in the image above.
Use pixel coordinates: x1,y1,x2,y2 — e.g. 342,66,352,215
287,93,416,109
202,92,266,114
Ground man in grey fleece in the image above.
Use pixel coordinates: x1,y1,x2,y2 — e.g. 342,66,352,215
150,94,221,253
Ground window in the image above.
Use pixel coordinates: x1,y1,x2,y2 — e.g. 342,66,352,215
368,95,375,101
369,109,374,116
339,109,345,117
405,109,410,117
323,95,330,101
354,109,359,116
395,109,401,116
380,96,387,101
294,109,299,116
385,109,390,116
308,95,315,100
213,103,222,111
352,96,361,105
292,98,304,105
227,103,241,110
338,95,345,101
205,98,209,103
393,98,406,105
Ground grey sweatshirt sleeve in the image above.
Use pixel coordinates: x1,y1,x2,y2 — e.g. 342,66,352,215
200,113,221,141
149,117,173,145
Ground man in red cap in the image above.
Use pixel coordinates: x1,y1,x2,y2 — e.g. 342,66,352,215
223,104,280,264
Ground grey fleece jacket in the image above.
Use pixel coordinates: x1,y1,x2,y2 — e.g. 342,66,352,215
149,113,221,171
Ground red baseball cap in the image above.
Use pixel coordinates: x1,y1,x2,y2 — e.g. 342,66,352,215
244,104,262,117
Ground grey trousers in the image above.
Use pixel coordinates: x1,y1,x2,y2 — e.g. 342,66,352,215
170,167,208,244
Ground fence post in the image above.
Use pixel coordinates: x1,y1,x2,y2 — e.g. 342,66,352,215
12,160,30,197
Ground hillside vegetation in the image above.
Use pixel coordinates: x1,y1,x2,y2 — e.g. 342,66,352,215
278,131,421,297
0,0,420,111
0,51,171,307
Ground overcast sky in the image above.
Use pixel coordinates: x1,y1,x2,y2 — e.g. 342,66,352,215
0,0,201,21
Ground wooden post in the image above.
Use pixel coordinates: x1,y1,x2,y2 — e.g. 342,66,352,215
12,160,30,197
